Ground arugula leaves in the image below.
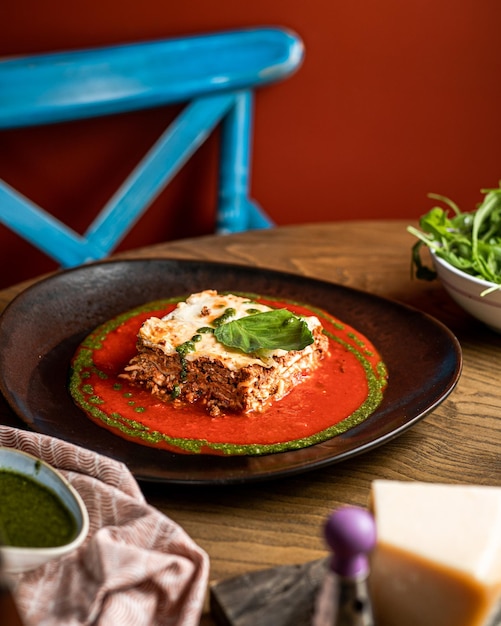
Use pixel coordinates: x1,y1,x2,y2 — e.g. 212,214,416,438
408,184,501,292
214,309,314,354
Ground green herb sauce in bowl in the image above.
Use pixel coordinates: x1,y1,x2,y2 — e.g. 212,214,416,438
0,470,77,548
0,447,89,573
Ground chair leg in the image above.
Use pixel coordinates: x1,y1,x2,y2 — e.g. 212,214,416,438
0,180,105,266
217,89,273,234
85,93,237,253
0,89,274,269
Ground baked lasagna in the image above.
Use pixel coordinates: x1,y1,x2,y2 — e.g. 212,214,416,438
121,290,329,416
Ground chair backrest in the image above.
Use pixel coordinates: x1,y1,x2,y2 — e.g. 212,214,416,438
0,27,304,267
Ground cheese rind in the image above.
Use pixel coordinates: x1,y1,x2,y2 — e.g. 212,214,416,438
370,480,501,626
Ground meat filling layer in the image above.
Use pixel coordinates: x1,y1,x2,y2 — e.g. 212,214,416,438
121,290,329,416
123,326,328,415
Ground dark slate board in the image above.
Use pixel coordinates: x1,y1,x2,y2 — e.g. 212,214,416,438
210,557,328,626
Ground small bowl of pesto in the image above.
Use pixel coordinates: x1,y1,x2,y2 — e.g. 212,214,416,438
0,447,89,573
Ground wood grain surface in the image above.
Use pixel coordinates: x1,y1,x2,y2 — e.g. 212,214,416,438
1,220,500,624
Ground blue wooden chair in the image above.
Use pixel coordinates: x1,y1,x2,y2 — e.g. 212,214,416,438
0,27,303,267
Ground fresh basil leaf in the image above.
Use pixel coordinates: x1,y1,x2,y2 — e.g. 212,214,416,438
214,309,314,354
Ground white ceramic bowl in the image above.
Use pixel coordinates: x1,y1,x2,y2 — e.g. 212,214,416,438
431,250,501,333
0,447,89,574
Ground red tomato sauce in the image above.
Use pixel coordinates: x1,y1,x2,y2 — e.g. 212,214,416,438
70,296,388,456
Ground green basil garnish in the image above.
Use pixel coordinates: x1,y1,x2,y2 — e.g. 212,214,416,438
214,309,314,354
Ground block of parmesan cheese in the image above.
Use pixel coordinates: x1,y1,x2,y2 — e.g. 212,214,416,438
370,480,501,626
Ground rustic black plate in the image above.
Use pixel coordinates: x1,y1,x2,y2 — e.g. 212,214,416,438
0,259,461,484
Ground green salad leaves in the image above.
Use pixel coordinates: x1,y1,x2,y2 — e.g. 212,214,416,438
214,308,314,354
408,184,501,293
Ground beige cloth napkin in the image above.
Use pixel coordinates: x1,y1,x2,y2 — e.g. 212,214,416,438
0,425,209,626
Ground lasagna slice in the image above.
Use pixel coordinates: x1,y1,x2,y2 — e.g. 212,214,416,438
121,290,329,416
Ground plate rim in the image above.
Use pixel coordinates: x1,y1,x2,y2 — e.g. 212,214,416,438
0,257,462,485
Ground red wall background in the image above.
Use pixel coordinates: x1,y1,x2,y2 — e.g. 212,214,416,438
1,0,501,288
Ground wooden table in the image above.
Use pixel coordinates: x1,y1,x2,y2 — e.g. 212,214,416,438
1,220,500,624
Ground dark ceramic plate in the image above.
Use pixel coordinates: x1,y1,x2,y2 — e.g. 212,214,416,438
0,259,462,485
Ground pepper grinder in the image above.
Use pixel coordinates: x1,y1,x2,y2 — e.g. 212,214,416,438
313,506,376,626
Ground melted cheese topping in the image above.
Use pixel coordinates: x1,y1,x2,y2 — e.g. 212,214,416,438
138,290,321,370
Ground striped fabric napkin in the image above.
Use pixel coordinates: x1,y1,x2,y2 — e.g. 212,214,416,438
0,425,209,626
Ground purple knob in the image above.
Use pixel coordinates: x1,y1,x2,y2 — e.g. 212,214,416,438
324,506,376,578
